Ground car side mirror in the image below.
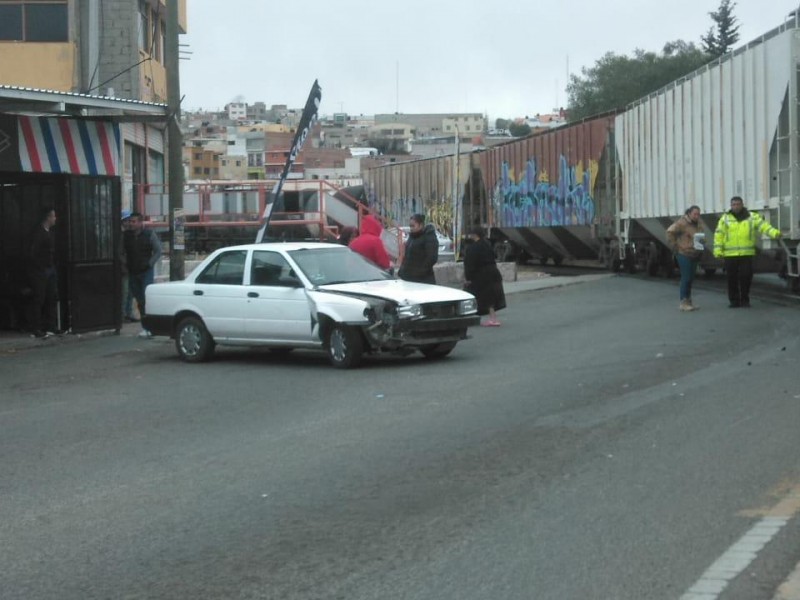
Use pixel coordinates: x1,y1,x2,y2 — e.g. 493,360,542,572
278,275,303,288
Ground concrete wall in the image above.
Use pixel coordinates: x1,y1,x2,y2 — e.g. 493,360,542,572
0,43,76,90
98,0,139,98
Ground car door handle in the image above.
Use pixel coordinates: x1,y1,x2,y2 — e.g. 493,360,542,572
248,292,259,298
193,290,203,296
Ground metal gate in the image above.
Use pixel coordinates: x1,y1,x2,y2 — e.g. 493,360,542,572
0,173,120,333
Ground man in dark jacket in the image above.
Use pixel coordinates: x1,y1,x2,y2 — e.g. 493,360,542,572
398,213,438,284
123,212,162,337
27,206,58,338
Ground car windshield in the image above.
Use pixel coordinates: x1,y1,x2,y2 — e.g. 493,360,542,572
288,247,393,285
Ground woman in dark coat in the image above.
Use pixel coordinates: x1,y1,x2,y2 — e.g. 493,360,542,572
463,226,506,326
398,213,438,284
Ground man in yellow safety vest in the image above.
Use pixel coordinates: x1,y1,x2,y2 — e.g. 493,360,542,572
713,196,781,308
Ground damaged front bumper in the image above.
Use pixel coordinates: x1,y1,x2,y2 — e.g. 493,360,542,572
362,315,480,351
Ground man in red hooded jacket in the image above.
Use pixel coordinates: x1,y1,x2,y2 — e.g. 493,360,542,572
349,215,391,270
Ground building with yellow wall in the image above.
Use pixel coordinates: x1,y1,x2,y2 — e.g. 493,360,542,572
0,0,188,210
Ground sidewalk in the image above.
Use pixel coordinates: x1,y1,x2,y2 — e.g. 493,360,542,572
0,319,144,355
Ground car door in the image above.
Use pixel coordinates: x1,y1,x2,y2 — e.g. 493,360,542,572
244,250,315,343
191,249,248,340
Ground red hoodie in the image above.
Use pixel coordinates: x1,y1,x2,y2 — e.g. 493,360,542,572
349,215,391,269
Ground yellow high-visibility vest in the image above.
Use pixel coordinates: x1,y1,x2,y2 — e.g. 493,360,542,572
713,211,780,258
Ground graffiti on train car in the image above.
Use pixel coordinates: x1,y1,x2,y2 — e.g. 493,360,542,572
366,187,454,235
494,155,598,227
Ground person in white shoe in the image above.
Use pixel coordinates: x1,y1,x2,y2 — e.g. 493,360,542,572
122,212,161,337
666,205,703,312
27,207,59,338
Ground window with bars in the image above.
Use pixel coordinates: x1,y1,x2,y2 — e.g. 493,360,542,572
0,1,68,42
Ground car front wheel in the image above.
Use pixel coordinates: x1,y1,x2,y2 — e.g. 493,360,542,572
175,316,215,363
326,324,363,369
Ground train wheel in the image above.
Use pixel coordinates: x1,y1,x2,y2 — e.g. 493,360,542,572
646,243,659,276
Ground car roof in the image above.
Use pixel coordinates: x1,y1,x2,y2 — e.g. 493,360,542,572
215,242,347,253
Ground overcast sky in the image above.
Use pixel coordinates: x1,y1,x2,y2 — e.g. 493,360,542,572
180,0,799,121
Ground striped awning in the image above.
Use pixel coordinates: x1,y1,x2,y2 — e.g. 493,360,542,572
17,115,120,176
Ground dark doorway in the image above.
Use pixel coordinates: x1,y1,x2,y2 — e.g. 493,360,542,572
0,173,121,333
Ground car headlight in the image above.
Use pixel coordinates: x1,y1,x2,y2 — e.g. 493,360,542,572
397,304,423,318
458,298,477,315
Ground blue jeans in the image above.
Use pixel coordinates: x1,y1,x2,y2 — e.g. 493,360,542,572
129,269,154,317
675,254,698,301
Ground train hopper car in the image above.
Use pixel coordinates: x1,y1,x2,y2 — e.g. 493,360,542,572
616,17,800,284
475,113,621,267
362,153,476,252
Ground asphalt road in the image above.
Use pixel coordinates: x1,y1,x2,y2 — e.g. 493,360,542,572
1,277,799,600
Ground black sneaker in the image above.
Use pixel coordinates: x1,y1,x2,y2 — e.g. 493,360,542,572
31,330,50,339
124,316,140,323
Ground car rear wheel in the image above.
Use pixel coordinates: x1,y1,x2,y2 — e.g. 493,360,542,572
326,324,363,369
420,341,457,359
175,316,215,363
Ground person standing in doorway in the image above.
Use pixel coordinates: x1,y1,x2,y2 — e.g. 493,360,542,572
398,213,438,284
119,210,137,322
666,205,704,312
123,212,162,337
27,206,59,338
713,196,781,308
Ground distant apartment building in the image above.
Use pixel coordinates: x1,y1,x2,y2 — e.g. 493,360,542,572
226,102,247,121
0,0,189,209
374,113,486,140
367,123,414,154
219,155,247,180
189,148,221,179
317,114,373,149
246,101,268,121
442,115,485,136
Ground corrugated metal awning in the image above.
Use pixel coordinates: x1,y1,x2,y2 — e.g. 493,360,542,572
0,85,168,123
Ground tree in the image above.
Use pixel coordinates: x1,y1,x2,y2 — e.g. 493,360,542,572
701,0,740,57
494,118,511,131
508,122,532,137
566,41,710,122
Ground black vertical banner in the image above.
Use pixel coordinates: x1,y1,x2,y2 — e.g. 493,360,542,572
0,115,22,173
255,79,322,243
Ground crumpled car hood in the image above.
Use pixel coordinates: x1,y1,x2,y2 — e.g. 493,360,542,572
318,279,473,304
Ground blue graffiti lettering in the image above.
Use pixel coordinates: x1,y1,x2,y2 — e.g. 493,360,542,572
493,156,596,228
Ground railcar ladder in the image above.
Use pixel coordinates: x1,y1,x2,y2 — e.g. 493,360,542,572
779,240,799,279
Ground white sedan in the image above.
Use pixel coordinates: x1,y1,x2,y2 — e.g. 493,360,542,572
142,242,480,368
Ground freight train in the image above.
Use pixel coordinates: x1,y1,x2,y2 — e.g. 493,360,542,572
362,16,800,290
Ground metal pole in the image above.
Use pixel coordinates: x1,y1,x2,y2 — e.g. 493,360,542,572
166,0,184,280
453,124,460,258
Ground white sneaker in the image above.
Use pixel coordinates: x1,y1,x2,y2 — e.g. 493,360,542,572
138,329,153,339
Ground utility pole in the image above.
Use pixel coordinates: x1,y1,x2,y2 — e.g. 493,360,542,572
166,0,184,280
